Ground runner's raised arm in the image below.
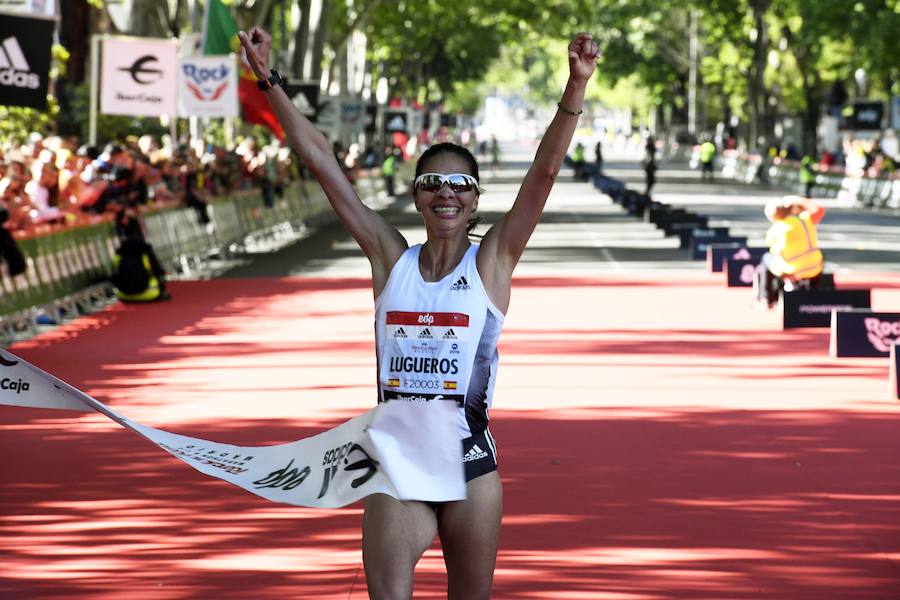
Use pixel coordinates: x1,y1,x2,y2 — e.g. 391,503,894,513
478,33,599,309
238,27,406,283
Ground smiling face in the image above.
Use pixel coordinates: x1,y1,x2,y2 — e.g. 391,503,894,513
413,152,479,239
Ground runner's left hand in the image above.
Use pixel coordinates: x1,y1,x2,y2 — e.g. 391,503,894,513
568,34,600,82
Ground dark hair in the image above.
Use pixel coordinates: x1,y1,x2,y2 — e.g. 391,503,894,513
415,142,480,182
415,143,482,234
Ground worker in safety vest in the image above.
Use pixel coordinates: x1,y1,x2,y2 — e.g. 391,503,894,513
799,155,816,198
572,142,586,181
755,195,825,308
382,147,397,196
699,139,716,181
111,209,170,302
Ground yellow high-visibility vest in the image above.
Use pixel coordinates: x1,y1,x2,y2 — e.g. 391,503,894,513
112,253,162,302
766,211,824,278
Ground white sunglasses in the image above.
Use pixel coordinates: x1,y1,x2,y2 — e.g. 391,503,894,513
413,172,480,193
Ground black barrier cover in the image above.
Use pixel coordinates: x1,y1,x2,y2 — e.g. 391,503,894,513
594,176,624,195
891,344,899,401
815,273,836,290
660,215,708,235
829,310,900,357
708,245,766,273
623,192,650,217
678,226,730,249
646,207,685,224
783,289,871,329
725,258,757,287
0,13,53,109
690,236,747,260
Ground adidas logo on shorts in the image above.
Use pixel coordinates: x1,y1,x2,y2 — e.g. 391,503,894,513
463,444,489,462
449,276,470,291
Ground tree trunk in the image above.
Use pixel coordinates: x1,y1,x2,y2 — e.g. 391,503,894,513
748,0,769,151
291,0,311,79
800,70,821,158
310,0,331,83
127,0,168,37
61,0,91,84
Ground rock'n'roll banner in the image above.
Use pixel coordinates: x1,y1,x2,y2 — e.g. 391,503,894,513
0,351,466,508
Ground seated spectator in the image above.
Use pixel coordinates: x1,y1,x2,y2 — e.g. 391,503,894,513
755,195,825,308
0,171,32,230
24,160,64,224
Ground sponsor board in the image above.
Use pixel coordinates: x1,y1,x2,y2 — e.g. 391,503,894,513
0,13,53,109
890,343,899,401
177,55,238,117
383,108,410,134
0,350,465,507
707,245,766,273
284,80,319,120
101,37,178,117
725,258,758,288
690,236,747,261
658,215,707,235
783,289,871,329
677,226,730,250
829,310,900,357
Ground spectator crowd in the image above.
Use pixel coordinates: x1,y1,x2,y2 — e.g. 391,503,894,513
0,132,297,237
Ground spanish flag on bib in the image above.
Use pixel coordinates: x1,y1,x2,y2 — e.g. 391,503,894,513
202,0,285,140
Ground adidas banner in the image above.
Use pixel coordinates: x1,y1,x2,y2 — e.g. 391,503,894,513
284,80,319,122
0,12,54,109
0,350,466,508
177,55,238,117
101,37,178,117
384,108,410,134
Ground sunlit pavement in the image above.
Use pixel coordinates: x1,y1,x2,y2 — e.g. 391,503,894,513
220,141,900,279
1,141,899,598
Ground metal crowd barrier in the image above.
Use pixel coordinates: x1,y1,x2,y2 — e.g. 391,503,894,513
719,153,899,211
0,164,409,340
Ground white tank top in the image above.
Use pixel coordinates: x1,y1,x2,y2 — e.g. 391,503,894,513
374,244,505,438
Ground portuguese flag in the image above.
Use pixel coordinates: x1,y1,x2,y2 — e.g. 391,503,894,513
202,0,284,140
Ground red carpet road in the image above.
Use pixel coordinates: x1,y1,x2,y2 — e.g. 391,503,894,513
1,272,899,599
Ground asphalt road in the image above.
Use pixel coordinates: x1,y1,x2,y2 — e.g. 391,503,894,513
218,142,900,280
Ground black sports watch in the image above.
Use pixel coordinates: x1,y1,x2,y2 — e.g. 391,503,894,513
257,69,286,91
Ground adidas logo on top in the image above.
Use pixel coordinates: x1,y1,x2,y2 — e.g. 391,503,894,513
463,444,489,462
393,327,408,339
0,37,39,90
449,276,470,291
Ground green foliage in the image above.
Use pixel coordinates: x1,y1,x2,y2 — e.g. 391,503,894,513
0,102,59,146
13,0,900,148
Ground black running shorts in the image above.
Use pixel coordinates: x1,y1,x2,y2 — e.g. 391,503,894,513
462,427,498,482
